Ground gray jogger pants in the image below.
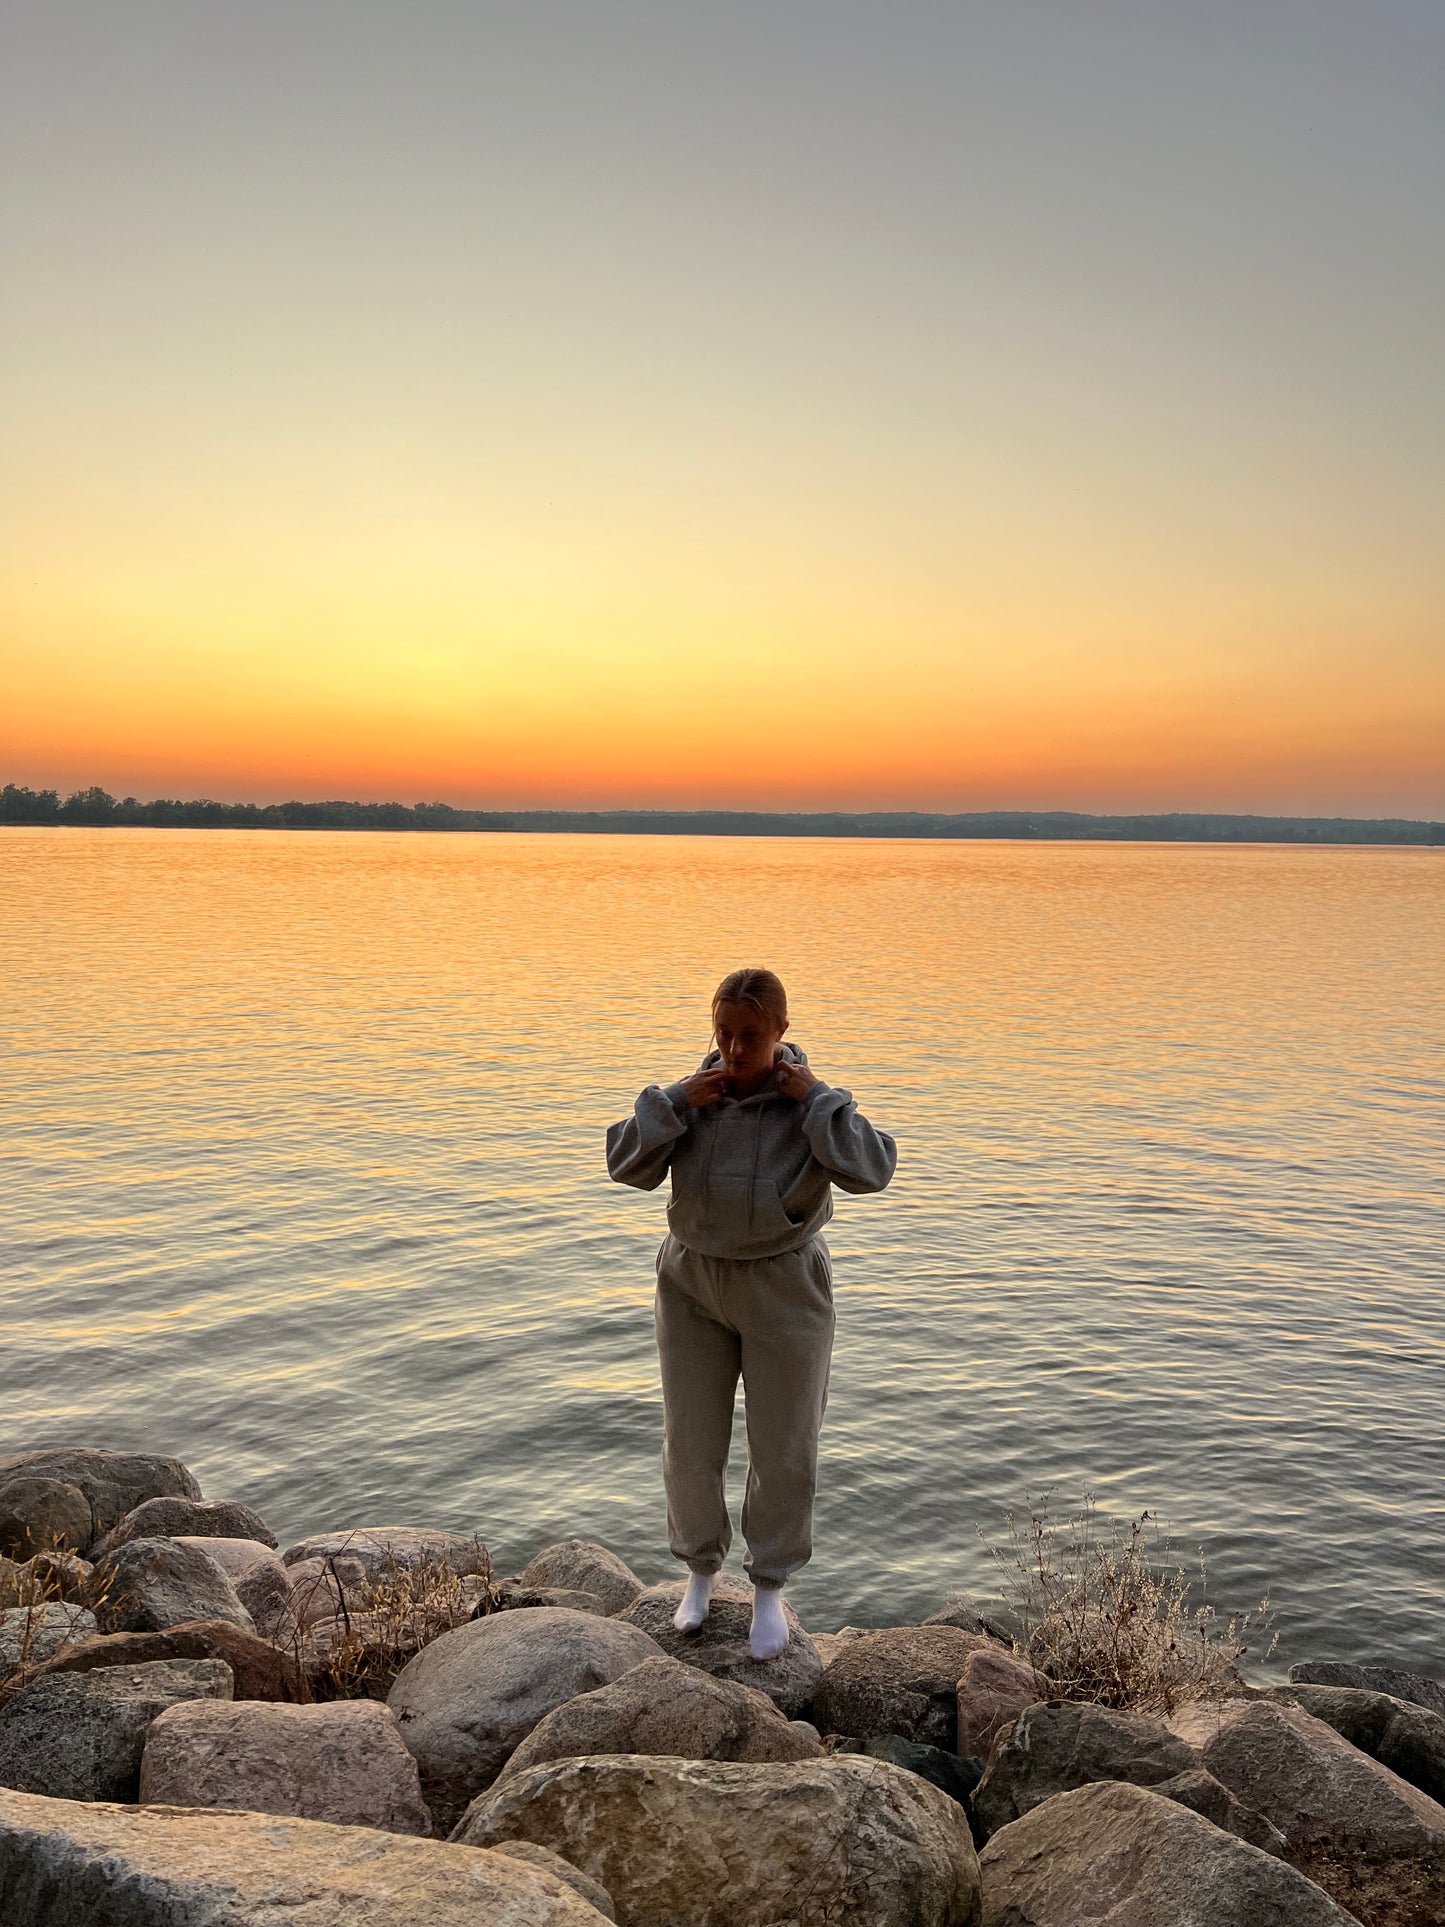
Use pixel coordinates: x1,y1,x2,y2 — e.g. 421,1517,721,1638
654,1231,835,1590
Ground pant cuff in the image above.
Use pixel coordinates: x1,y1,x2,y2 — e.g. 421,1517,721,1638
749,1574,786,1591
684,1559,723,1577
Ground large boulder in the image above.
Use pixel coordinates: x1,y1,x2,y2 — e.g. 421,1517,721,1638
499,1654,823,1781
616,1580,821,1718
813,1624,994,1748
388,1606,663,1828
8,1618,304,1702
457,1752,982,1927
15,1551,93,1604
974,1699,1200,1836
956,1647,1041,1759
973,1699,1285,1856
280,1526,491,1582
1265,1683,1445,1806
0,1603,97,1683
141,1696,431,1835
978,1779,1356,1926
518,1542,645,1617
285,1551,372,1627
0,1477,93,1559
494,1582,611,1617
1291,1661,1445,1720
0,1450,200,1546
0,1658,231,1801
492,1841,616,1921
1173,1695,1445,1927
173,1536,293,1637
0,1786,613,1923
92,1537,255,1635
92,1495,277,1561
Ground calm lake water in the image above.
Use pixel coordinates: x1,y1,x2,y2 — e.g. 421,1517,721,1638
3,828,1442,1676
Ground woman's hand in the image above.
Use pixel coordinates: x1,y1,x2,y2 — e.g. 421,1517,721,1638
775,1053,819,1100
679,1066,729,1109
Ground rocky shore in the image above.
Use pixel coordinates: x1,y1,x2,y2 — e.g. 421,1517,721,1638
0,1446,1441,1925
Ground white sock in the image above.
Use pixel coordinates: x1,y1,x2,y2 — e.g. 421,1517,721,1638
750,1587,789,1661
673,1571,716,1632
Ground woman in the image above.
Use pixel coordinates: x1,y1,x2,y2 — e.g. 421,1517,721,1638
606,967,896,1658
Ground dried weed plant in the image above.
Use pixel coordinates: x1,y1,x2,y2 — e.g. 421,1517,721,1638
287,1535,496,1701
980,1492,1275,1713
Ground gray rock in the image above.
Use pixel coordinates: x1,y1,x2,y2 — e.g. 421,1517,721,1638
92,1495,277,1560
284,1551,372,1627
141,1696,432,1835
173,1537,294,1637
13,1618,303,1703
956,1646,1041,1759
499,1654,824,1781
494,1580,610,1616
92,1537,255,1635
280,1526,491,1582
388,1605,664,1828
0,1602,97,1682
0,1449,200,1546
518,1541,645,1617
1148,1765,1290,1855
813,1623,994,1748
456,1752,982,1927
1265,1683,1445,1806
0,1657,231,1801
1290,1660,1445,1720
974,1699,1200,1838
1173,1695,1445,1926
492,1842,616,1921
0,1477,93,1559
0,1785,614,1923
616,1579,821,1719
978,1779,1356,1926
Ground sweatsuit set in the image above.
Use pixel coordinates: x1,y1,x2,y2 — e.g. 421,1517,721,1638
606,1044,896,1589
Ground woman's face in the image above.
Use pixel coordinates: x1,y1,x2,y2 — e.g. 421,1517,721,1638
713,999,786,1093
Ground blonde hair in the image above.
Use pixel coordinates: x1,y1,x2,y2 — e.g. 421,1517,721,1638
712,967,789,1032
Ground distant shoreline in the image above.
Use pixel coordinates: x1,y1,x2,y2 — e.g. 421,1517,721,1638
3,785,1442,844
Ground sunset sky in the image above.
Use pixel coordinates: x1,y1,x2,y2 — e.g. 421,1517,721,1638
4,2,1442,815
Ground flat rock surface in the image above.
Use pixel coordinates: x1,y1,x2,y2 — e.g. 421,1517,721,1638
0,1658,232,1802
388,1606,664,1828
615,1580,821,1718
500,1654,823,1780
1290,1662,1445,1720
0,1450,200,1546
0,1603,97,1683
1173,1696,1445,1927
978,1779,1355,1926
280,1527,491,1581
813,1624,996,1748
457,1751,982,1927
8,1618,303,1703
141,1696,431,1835
93,1537,256,1636
0,1785,612,1924
93,1498,277,1561
518,1542,645,1617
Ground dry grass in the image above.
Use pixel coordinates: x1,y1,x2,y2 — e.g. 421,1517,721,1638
979,1492,1275,1713
286,1536,497,1701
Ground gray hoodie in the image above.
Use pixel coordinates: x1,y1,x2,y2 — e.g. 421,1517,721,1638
606,1042,897,1260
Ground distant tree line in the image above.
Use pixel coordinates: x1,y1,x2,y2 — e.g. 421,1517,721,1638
2,783,1441,843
